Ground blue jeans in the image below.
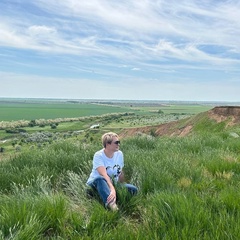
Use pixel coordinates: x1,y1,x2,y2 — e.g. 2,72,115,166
88,176,138,207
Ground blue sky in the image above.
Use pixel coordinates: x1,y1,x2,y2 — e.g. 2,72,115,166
0,0,239,101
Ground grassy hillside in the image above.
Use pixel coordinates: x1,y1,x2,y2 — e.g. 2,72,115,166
0,125,240,239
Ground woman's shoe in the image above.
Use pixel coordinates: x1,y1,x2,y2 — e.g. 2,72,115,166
108,202,119,211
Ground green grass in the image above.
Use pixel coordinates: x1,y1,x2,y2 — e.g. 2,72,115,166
137,104,212,114
0,131,240,239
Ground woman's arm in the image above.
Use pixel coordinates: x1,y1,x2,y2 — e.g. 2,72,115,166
118,171,125,183
97,166,116,203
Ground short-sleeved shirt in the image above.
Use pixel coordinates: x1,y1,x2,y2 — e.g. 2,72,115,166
86,149,124,185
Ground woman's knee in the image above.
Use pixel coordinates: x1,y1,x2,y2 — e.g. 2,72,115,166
130,186,138,195
92,176,108,188
125,184,138,195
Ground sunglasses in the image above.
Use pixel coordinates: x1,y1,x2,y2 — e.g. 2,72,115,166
113,140,121,145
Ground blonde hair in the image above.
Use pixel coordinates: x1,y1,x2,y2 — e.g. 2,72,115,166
102,132,119,148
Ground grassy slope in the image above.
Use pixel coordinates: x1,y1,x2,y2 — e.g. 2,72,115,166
0,130,239,239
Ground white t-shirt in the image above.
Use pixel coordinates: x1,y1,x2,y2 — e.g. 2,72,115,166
87,149,124,184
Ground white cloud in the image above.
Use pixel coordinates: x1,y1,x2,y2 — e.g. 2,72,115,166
0,23,27,48
28,25,57,36
131,68,141,71
1,0,240,61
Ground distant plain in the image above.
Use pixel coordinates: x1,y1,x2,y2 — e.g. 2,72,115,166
0,98,215,121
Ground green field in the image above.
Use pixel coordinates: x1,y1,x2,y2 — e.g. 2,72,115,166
0,102,131,121
0,99,213,121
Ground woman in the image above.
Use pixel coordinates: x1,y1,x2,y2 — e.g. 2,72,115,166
86,132,138,210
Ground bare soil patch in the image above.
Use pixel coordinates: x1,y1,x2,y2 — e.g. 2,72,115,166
208,106,240,126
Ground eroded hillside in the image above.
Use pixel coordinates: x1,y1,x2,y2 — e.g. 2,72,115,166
119,106,240,138
208,106,240,125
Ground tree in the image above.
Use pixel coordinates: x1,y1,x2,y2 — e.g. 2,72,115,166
50,123,57,129
29,119,36,127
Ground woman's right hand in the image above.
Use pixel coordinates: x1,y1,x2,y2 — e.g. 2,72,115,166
107,188,116,203
97,166,117,204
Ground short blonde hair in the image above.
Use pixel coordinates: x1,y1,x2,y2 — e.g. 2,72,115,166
102,132,119,148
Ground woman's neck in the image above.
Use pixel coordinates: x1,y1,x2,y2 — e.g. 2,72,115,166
104,149,114,158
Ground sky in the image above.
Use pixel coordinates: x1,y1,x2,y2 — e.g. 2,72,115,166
0,0,240,102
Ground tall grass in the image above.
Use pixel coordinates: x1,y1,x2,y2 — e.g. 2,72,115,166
0,132,239,239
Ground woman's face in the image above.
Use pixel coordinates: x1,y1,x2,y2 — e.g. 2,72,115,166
108,136,120,152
